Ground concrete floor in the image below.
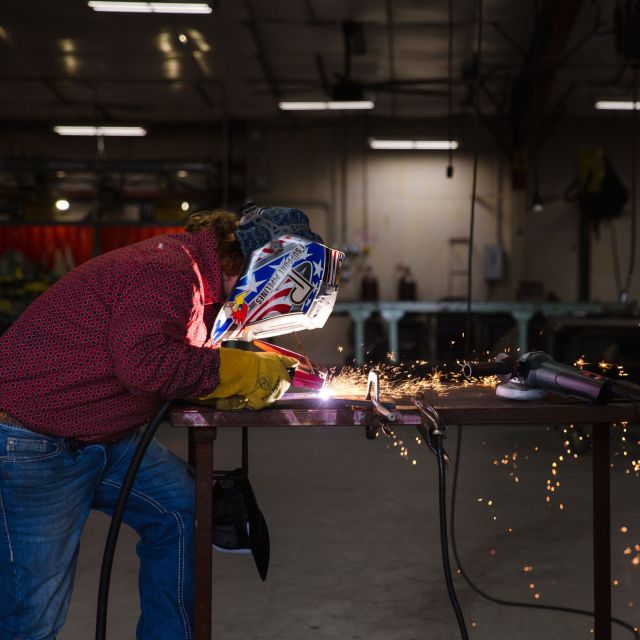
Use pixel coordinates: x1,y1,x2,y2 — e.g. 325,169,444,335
58,421,640,640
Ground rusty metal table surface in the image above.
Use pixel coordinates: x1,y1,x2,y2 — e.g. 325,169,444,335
170,385,638,640
172,385,639,427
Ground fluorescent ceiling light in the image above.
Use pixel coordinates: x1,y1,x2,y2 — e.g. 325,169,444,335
595,100,640,111
327,100,374,110
54,125,147,136
369,138,459,150
279,101,328,111
279,100,375,111
88,1,212,14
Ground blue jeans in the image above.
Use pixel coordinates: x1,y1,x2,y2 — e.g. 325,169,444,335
0,421,194,640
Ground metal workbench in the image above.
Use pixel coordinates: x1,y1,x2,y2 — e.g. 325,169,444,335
171,386,638,640
333,301,632,364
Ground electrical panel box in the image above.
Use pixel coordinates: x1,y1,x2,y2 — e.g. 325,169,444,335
484,244,505,282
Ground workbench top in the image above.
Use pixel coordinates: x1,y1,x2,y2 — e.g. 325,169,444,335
171,385,638,428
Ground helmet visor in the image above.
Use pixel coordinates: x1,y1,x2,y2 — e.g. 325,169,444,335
211,235,344,345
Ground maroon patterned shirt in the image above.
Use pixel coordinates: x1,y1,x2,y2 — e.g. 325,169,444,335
0,230,223,442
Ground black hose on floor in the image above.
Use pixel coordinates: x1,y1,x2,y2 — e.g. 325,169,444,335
95,400,174,640
450,425,640,640
436,432,469,639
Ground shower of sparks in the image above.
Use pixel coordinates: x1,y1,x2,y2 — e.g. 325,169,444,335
381,426,421,465
328,350,640,605
324,361,498,400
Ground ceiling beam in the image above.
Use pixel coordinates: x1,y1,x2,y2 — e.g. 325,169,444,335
510,0,586,170
242,0,281,103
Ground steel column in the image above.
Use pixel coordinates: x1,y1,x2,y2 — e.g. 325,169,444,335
380,308,405,362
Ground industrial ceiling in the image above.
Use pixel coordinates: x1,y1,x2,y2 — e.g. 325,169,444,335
0,0,633,128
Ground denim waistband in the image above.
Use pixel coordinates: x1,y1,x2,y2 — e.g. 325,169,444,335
0,411,85,450
0,411,26,429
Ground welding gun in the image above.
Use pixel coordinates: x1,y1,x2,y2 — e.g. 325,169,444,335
463,351,617,404
253,339,327,391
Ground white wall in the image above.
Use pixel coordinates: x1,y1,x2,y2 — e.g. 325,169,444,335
256,121,515,303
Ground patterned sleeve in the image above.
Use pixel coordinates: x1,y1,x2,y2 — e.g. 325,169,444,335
107,262,220,399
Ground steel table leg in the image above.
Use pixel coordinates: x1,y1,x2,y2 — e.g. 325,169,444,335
188,428,196,468
592,422,611,640
193,427,216,640
348,308,373,366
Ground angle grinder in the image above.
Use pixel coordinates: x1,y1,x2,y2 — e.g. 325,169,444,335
463,351,615,403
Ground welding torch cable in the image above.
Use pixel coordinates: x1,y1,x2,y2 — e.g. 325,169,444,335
624,64,639,296
435,429,469,639
95,400,174,640
449,425,640,639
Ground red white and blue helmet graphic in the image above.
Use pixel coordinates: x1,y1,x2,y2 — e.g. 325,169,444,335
211,235,345,345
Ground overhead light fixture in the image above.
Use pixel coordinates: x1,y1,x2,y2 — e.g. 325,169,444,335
279,100,375,111
55,199,70,212
531,192,544,212
595,100,640,110
369,138,459,150
87,1,212,14
181,201,190,211
53,125,147,136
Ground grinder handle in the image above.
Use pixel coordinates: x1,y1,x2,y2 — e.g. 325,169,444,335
463,354,516,379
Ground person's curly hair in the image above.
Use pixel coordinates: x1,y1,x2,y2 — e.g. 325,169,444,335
185,210,245,275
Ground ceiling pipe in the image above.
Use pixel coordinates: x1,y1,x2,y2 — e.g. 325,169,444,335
0,159,218,173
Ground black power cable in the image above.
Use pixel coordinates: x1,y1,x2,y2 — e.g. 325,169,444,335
447,0,455,179
450,426,639,639
95,400,174,640
436,433,469,639
465,0,483,357
623,63,639,297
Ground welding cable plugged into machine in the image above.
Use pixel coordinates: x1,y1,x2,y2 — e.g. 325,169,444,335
452,352,640,640
414,397,469,640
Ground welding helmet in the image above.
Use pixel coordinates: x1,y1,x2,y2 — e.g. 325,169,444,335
212,469,270,581
211,206,344,345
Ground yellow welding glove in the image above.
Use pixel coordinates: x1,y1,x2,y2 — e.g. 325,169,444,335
199,348,298,410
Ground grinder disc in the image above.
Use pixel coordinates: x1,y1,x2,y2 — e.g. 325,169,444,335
496,381,548,401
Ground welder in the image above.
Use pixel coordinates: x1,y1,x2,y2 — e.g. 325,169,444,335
0,206,324,640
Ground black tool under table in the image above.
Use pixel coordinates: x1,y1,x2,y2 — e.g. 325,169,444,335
171,386,638,640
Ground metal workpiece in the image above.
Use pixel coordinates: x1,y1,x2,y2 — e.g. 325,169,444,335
174,396,400,430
